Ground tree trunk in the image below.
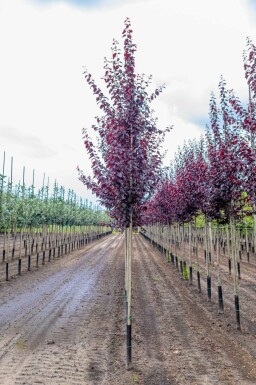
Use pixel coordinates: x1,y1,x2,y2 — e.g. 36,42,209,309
216,221,224,313
126,217,132,370
204,218,211,300
189,222,193,284
230,216,241,330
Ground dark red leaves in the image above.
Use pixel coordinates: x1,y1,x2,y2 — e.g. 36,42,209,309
79,18,169,229
145,40,256,225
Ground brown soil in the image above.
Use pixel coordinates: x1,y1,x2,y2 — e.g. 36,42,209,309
0,233,256,385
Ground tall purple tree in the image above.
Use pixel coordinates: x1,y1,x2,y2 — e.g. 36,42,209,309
223,39,256,213
78,19,169,229
78,18,170,369
206,82,248,223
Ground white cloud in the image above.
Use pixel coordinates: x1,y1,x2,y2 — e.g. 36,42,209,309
0,0,255,201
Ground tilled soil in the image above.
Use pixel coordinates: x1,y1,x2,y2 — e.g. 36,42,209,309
0,234,256,385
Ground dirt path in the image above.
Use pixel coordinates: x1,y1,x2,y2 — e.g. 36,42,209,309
0,234,256,384
0,234,129,385
133,235,256,385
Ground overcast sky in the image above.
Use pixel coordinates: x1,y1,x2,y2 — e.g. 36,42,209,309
0,0,256,202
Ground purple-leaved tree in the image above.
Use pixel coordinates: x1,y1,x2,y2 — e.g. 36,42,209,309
78,18,170,369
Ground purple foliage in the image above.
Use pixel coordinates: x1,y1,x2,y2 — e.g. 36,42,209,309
144,39,256,225
78,18,170,229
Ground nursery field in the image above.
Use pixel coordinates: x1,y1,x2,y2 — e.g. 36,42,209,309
0,233,256,385
1,5,256,385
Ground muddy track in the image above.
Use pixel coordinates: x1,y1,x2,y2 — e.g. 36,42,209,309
0,233,107,282
133,235,256,385
0,233,256,384
0,234,130,385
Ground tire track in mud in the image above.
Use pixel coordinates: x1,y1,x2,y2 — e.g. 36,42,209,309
79,233,126,385
0,234,126,385
0,235,113,332
132,236,175,385
0,233,112,283
133,234,256,385
134,236,221,385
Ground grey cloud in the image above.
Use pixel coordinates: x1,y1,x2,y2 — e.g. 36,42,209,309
0,126,57,159
160,87,210,128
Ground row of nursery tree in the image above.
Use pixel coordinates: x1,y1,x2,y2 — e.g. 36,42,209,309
0,154,109,230
0,153,110,281
78,17,256,368
141,38,256,331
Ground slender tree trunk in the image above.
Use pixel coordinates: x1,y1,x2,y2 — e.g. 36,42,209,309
175,224,179,269
36,228,40,267
189,222,192,284
125,227,128,318
6,227,10,281
182,224,187,279
246,227,250,262
205,218,211,300
230,216,241,330
126,216,132,370
216,221,224,313
18,228,23,275
3,229,6,262
226,225,231,274
195,225,201,293
12,224,17,260
28,225,31,271
209,223,213,265
236,228,241,280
